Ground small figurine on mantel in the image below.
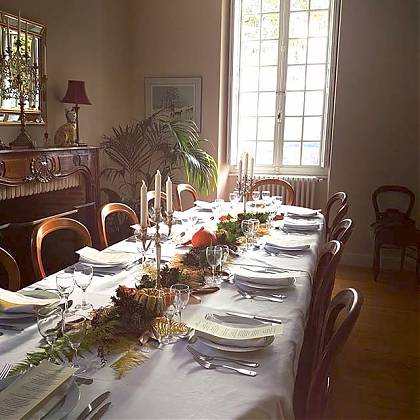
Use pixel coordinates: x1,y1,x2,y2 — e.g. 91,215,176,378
54,108,76,147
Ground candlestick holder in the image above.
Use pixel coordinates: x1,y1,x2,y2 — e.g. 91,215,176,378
236,174,255,214
153,207,162,289
165,210,174,237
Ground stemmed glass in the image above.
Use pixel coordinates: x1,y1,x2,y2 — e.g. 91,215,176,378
241,220,254,250
262,191,271,205
229,191,239,211
252,191,260,201
250,218,260,245
134,229,148,268
170,284,190,323
273,195,283,212
56,272,75,314
206,246,223,285
74,263,93,311
216,245,230,280
162,304,177,344
36,305,63,363
62,312,87,370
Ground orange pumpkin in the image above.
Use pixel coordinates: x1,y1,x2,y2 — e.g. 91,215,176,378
191,227,217,248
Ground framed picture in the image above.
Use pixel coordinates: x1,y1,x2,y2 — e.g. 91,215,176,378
145,77,202,130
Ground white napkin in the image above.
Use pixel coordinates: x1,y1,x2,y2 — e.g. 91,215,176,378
287,207,320,217
283,220,320,231
77,247,136,267
234,267,295,286
0,289,59,314
265,237,311,251
193,200,214,210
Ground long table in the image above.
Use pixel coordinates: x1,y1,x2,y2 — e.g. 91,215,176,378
0,205,324,419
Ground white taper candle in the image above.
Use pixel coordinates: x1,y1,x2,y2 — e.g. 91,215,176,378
140,181,147,228
154,170,161,213
250,156,254,179
243,153,248,178
166,177,173,213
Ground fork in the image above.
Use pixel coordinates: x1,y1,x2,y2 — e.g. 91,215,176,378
0,363,12,380
190,353,257,377
187,345,259,368
238,290,284,303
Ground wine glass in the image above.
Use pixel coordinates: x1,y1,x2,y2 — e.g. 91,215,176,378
252,191,260,201
273,195,283,212
62,312,87,370
74,263,93,311
213,198,225,218
134,229,147,267
250,218,260,245
229,191,239,210
56,272,75,314
262,190,271,204
170,284,190,323
36,305,63,362
187,214,198,235
216,245,230,280
241,219,254,250
268,206,277,228
162,304,177,344
206,246,223,285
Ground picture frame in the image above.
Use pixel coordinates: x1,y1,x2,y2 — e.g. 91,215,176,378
145,77,202,130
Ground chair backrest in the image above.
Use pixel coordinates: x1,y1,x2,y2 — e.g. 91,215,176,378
325,192,348,238
31,217,92,279
146,191,167,208
0,247,20,291
372,185,415,222
98,202,139,248
176,183,198,211
249,178,295,205
306,288,363,418
329,218,354,245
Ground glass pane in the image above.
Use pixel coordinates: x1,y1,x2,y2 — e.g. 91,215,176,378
238,117,257,140
284,117,302,140
242,0,261,14
306,64,325,89
242,14,261,41
309,10,329,36
262,0,280,12
302,142,320,165
258,92,276,116
286,65,305,90
260,40,279,65
262,13,280,39
239,140,257,156
239,92,258,116
241,41,260,66
303,116,322,140
304,91,324,114
290,0,309,11
256,142,274,165
288,39,307,65
285,92,304,115
257,117,276,140
311,0,330,10
307,37,327,63
289,12,308,38
259,66,278,91
240,67,260,91
283,142,301,165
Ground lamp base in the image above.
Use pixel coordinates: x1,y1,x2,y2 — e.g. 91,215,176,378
10,130,35,149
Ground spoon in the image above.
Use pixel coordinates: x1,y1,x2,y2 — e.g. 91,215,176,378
238,290,284,303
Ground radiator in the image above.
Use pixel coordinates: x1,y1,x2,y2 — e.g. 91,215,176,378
254,175,322,208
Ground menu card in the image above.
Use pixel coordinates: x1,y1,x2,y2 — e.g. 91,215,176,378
0,288,59,313
186,315,283,340
0,361,76,419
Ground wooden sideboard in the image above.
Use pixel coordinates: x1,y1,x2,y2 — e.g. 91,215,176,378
0,146,100,287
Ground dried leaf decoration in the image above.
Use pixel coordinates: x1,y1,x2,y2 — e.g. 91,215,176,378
111,347,148,379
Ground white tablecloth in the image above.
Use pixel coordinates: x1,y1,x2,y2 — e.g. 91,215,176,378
0,205,324,420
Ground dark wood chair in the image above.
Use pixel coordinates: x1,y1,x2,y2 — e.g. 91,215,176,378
176,183,198,211
371,185,416,280
248,178,295,205
325,192,348,240
329,218,354,246
98,203,139,249
31,217,92,279
0,247,21,291
306,288,363,419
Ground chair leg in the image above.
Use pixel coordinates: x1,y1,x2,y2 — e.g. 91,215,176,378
373,244,381,281
400,247,406,271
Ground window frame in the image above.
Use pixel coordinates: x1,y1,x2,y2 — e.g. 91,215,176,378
227,0,341,176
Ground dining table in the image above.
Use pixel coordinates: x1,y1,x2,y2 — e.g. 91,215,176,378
0,202,325,420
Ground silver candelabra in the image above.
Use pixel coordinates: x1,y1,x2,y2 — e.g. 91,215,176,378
236,173,255,214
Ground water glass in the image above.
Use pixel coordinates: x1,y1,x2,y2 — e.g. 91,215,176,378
162,304,177,344
229,191,239,210
273,195,283,212
134,230,147,267
250,218,260,245
216,245,230,279
63,312,87,370
37,305,63,362
187,214,198,235
74,263,93,310
262,190,271,204
206,246,223,285
241,219,254,250
56,272,75,314
252,191,260,201
170,284,190,323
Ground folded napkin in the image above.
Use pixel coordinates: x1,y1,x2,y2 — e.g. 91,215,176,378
283,220,320,231
234,267,295,287
0,288,59,314
77,247,137,267
193,200,214,210
287,207,320,218
265,237,311,251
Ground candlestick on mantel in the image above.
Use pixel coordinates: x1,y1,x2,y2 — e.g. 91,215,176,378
166,177,173,213
154,170,161,212
140,180,147,228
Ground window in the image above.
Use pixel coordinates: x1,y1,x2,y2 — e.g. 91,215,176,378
229,0,338,173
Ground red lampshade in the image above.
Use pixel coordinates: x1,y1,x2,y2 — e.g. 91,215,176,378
61,80,92,105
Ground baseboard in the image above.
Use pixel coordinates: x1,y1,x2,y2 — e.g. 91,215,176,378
340,250,416,271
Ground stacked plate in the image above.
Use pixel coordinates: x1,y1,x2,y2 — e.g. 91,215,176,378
234,266,295,292
286,207,320,218
283,219,320,232
196,314,274,352
76,247,137,273
264,238,311,254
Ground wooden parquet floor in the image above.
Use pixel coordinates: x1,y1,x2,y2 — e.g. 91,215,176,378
325,266,420,420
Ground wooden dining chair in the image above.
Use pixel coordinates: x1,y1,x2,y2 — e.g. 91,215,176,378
31,217,92,279
325,192,348,240
176,183,198,211
248,178,295,205
305,288,363,419
98,202,139,248
0,247,21,291
146,191,167,209
329,218,354,246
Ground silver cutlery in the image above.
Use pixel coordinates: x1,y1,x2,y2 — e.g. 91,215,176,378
225,311,283,325
90,402,112,420
251,258,310,276
238,290,284,303
0,363,12,380
242,266,280,274
75,376,94,385
191,353,257,377
264,249,301,259
76,391,111,420
187,345,259,368
124,258,142,271
230,263,288,273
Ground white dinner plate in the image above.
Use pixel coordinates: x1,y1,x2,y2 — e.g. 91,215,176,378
236,278,295,290
198,334,274,353
234,268,296,286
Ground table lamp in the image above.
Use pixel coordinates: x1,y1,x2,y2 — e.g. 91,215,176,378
61,80,91,146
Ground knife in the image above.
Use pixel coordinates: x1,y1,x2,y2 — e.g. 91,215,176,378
226,311,282,325
90,402,112,420
76,391,111,420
